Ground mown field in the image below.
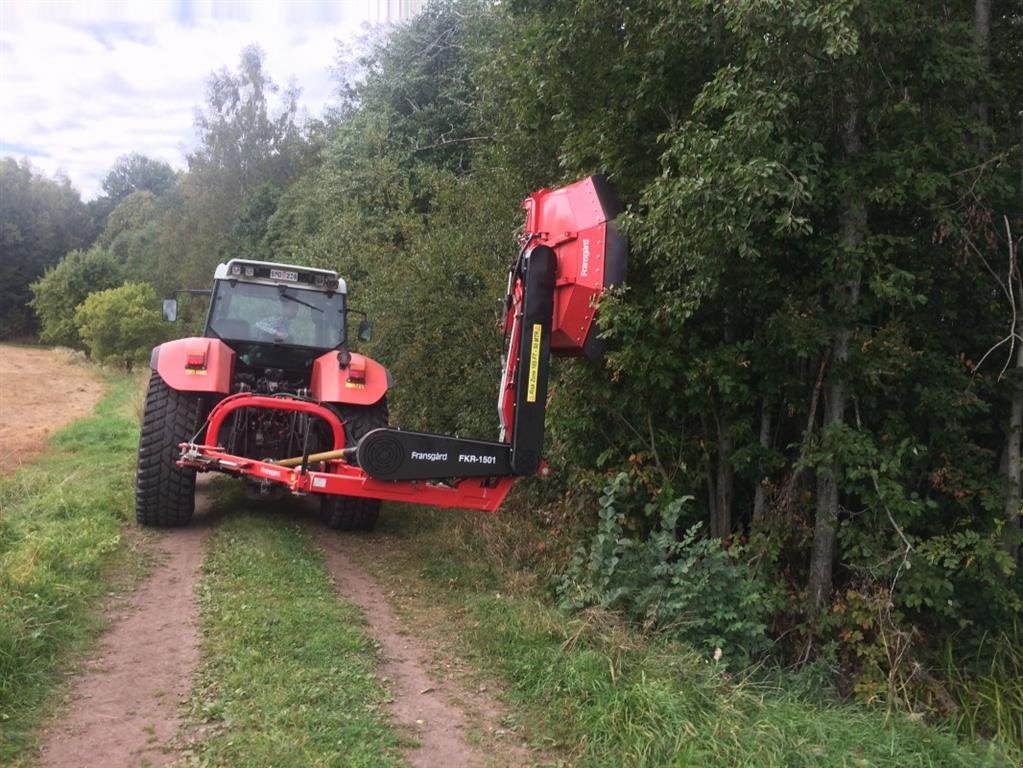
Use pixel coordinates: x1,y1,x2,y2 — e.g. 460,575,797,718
0,363,1017,767
0,370,144,761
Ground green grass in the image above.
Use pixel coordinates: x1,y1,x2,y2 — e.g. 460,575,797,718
941,624,1023,753
187,495,404,767
2,364,1014,767
348,506,1017,768
0,371,141,761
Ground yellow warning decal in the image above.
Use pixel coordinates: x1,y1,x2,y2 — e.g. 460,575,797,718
527,323,542,402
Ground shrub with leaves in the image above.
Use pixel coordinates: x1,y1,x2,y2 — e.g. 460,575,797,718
559,473,773,660
74,282,165,369
30,247,122,348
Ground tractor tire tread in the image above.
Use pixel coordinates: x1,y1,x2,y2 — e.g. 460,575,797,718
135,373,201,527
323,398,388,532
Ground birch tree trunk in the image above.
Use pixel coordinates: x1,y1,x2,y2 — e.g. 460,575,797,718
1004,224,1022,561
715,421,735,537
1005,337,1022,562
753,402,772,523
808,96,865,616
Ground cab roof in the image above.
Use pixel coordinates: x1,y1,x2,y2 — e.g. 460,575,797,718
214,259,347,294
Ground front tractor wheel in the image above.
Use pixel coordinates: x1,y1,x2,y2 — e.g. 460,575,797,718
136,373,201,527
323,398,389,532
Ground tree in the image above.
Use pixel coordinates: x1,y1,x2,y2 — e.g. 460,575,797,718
0,159,92,337
74,282,165,369
190,45,302,197
172,45,307,289
30,247,122,348
505,0,1019,639
101,154,177,203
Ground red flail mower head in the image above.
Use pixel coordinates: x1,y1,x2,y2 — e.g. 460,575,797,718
521,175,627,361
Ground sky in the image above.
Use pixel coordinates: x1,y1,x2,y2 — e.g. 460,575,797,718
0,1,420,200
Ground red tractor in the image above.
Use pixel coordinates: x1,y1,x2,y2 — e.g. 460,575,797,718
136,176,626,531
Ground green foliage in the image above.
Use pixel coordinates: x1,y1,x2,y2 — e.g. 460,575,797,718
74,282,165,368
17,0,1016,748
191,45,302,193
265,2,1020,742
267,5,527,434
336,0,495,175
167,45,308,290
85,152,175,234
560,473,773,659
96,189,159,249
30,247,122,348
0,373,140,760
0,159,93,338
360,168,521,435
99,153,176,204
516,0,1020,688
97,190,173,286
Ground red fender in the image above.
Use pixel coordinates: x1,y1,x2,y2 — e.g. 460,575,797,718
150,337,235,394
309,351,389,405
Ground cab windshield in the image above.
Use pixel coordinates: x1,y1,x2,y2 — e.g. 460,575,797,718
206,280,346,349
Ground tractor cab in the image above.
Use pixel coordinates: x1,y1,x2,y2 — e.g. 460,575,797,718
194,259,351,376
205,260,347,349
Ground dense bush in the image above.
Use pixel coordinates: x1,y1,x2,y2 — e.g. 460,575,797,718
29,247,122,349
74,282,165,369
559,473,773,660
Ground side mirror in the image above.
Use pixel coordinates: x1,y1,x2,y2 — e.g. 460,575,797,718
162,299,178,322
357,319,373,343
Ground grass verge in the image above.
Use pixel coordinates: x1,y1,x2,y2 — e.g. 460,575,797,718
0,371,141,762
186,493,404,767
346,505,1018,768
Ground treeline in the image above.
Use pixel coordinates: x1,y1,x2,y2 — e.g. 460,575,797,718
1,0,1020,751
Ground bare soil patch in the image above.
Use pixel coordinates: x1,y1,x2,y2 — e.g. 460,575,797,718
0,346,105,474
318,532,538,768
37,484,217,768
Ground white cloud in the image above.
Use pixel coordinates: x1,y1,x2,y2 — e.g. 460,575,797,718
0,1,413,199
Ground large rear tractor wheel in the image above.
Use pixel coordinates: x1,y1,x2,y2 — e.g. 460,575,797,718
322,398,389,532
136,373,202,527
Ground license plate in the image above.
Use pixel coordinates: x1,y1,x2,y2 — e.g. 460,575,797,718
270,268,298,281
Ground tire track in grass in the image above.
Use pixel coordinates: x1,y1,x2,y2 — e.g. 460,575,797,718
318,534,485,768
316,519,541,768
37,482,216,768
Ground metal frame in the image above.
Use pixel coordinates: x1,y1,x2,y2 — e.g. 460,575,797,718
177,395,515,511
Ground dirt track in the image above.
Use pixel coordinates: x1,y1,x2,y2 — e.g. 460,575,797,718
38,506,524,768
0,346,105,473
12,346,530,767
37,485,216,768
321,535,498,768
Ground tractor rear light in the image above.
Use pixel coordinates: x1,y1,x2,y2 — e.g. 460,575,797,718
231,264,242,276
186,348,207,370
347,359,366,384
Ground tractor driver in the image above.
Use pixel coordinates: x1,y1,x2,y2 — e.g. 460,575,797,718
254,296,301,341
